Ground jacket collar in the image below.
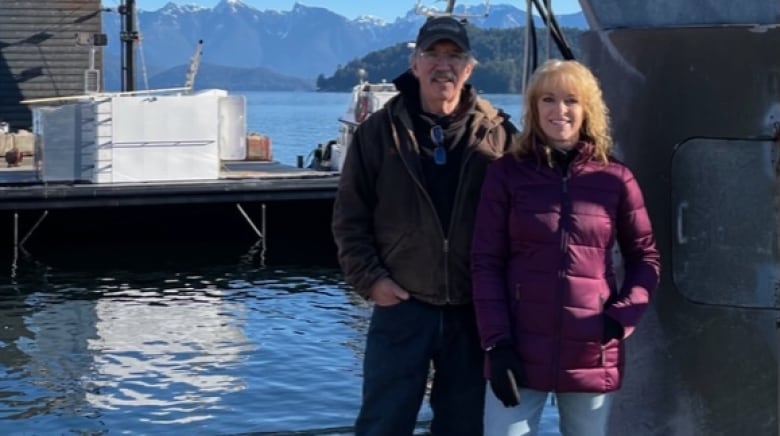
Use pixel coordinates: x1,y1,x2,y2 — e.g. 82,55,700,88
388,70,506,153
533,136,596,169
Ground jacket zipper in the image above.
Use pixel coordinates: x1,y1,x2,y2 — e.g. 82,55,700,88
553,170,570,389
443,239,450,300
443,143,479,303
599,294,606,366
394,122,481,304
392,122,446,240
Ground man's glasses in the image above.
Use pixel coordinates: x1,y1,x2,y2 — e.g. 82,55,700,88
418,50,469,65
430,125,446,165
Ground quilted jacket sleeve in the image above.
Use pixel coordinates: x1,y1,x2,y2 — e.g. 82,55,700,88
471,157,513,349
604,166,661,338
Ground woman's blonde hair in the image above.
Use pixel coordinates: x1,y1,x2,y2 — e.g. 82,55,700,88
511,59,613,163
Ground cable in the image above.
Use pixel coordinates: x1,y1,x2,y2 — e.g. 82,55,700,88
531,0,575,60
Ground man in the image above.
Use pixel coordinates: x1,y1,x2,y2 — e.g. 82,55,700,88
332,15,518,436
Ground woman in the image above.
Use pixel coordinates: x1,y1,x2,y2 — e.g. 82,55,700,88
470,59,661,436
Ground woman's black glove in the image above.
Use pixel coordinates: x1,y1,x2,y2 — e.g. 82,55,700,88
601,315,624,344
487,341,524,407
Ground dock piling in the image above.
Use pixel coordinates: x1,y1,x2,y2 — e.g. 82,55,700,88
13,212,18,249
12,212,18,279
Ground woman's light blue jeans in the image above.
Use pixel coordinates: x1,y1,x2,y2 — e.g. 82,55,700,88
484,384,614,436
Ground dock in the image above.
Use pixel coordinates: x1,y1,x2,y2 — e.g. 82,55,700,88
0,160,339,208
0,160,341,263
0,0,344,263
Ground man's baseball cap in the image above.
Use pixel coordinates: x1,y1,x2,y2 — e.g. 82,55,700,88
415,16,471,52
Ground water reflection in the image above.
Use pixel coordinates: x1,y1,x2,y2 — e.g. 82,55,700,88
86,288,252,423
0,245,372,434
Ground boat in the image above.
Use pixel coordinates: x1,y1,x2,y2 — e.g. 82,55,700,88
309,71,398,172
0,0,338,263
526,0,779,434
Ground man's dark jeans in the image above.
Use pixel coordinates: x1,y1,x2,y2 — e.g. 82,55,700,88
355,298,485,436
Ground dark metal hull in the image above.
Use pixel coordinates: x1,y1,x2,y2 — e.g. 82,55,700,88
580,25,780,435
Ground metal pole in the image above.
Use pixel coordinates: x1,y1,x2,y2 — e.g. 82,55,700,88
445,0,456,13
20,210,48,247
236,203,263,239
260,203,267,266
120,0,137,91
545,0,552,60
119,1,125,91
521,0,532,95
11,212,18,280
13,212,18,250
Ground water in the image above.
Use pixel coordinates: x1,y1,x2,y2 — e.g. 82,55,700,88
246,91,524,168
0,249,369,435
0,91,558,435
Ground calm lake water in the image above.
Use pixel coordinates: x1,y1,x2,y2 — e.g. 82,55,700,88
0,91,560,435
249,91,524,168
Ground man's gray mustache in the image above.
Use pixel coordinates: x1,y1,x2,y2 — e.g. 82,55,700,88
430,72,456,82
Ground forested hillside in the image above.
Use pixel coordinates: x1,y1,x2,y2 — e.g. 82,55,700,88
316,26,584,93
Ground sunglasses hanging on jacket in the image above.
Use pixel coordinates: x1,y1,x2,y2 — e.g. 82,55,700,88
430,125,447,165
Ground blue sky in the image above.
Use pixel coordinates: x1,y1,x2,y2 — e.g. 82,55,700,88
132,0,582,21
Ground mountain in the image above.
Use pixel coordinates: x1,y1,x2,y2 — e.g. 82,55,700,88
148,62,314,91
101,0,587,89
317,26,585,93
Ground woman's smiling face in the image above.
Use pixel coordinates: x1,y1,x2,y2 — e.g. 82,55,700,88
536,88,584,149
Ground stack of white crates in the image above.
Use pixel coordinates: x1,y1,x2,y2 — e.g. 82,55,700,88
33,89,246,183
